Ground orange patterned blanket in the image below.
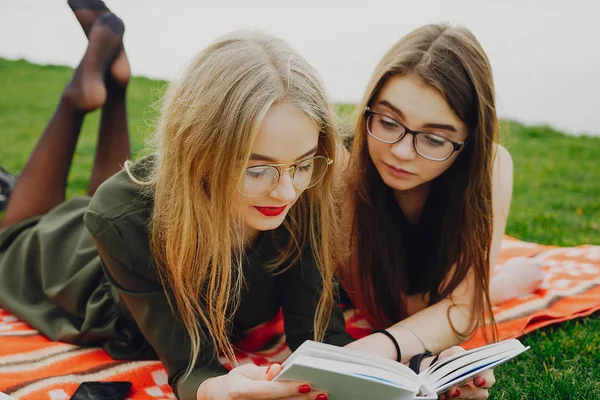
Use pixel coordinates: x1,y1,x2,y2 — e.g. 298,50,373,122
1,237,599,399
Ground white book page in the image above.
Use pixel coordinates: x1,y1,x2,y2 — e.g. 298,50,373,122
425,347,515,383
281,355,417,390
276,360,418,400
430,349,513,387
420,339,526,378
433,347,530,393
284,341,418,382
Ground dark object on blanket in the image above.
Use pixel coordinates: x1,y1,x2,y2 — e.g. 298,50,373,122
0,167,16,211
70,381,132,400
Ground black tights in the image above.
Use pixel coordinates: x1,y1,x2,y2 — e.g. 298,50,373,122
1,1,130,228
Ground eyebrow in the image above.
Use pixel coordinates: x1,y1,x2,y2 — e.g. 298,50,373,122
377,99,458,133
250,145,319,163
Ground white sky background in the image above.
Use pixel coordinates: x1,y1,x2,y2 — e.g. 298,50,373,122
1,0,599,135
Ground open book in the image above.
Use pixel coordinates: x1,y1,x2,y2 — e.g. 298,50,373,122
274,338,529,400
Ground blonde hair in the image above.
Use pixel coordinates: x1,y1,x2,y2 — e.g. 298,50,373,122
127,30,343,378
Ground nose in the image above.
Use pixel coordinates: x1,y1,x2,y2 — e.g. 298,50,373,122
269,168,297,203
390,133,417,160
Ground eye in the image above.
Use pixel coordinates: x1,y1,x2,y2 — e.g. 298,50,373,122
246,167,269,178
297,161,314,173
377,115,400,130
423,133,447,147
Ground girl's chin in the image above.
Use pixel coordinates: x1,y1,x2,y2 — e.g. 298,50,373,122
246,214,286,232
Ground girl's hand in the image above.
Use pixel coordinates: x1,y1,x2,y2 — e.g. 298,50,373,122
436,346,495,400
198,363,328,400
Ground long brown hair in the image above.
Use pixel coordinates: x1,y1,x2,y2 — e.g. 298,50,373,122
343,23,497,341
127,30,343,378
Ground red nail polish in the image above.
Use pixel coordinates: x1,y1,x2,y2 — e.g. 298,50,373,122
266,365,272,374
298,384,311,394
476,377,486,387
315,395,328,400
452,389,461,397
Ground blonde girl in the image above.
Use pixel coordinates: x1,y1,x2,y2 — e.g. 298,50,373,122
0,3,351,399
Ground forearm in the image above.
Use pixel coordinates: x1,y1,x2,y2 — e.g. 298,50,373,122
345,297,472,362
176,366,228,400
388,297,471,354
196,375,227,400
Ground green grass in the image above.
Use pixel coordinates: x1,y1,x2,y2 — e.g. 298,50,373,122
0,58,166,199
2,58,600,398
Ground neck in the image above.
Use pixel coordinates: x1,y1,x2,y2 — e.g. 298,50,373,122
243,226,261,249
231,225,261,252
394,182,432,225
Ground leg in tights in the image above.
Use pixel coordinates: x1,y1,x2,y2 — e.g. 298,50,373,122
0,9,125,228
88,75,131,196
68,0,131,195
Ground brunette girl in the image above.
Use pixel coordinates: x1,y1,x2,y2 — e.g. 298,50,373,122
341,23,542,399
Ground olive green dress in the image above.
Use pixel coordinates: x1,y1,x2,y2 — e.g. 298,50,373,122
0,156,353,400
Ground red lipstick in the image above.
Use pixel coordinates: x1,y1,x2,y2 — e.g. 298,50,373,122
254,205,287,217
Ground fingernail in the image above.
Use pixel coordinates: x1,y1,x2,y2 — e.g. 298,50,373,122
298,384,311,394
452,389,461,397
315,395,328,400
475,377,486,387
266,365,272,374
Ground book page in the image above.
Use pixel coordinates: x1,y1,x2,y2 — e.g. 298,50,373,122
284,341,418,381
421,339,524,377
276,360,419,400
433,348,529,393
425,348,514,383
418,339,529,395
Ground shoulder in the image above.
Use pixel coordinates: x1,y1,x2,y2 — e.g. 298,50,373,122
492,144,513,176
86,155,156,222
84,155,158,282
491,144,513,214
491,144,513,191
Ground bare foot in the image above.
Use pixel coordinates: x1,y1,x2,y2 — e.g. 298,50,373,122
63,13,125,112
491,257,545,305
68,0,130,86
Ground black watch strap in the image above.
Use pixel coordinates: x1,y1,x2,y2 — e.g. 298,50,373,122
409,350,433,373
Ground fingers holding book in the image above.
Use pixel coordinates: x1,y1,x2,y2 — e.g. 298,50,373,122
436,345,496,400
440,385,489,400
473,372,496,389
199,363,329,400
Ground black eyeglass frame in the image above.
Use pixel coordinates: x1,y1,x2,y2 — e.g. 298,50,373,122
364,107,465,162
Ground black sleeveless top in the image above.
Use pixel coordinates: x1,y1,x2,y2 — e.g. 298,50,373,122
339,183,444,309
384,186,439,295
